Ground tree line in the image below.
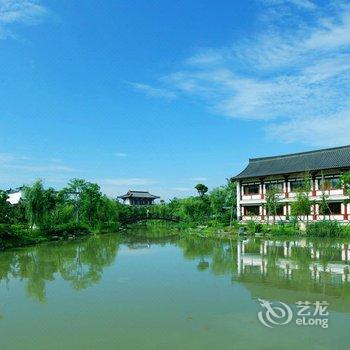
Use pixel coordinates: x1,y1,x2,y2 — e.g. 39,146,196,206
0,179,237,248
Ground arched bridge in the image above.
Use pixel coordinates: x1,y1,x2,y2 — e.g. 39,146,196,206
122,214,180,225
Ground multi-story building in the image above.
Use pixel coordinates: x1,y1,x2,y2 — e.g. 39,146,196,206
233,145,350,222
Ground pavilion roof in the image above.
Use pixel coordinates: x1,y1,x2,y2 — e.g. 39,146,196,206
233,145,350,180
118,190,160,199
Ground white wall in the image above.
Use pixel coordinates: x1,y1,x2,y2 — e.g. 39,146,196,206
7,191,22,205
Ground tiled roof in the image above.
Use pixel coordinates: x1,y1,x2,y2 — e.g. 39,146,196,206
233,145,350,180
118,190,160,199
5,186,23,194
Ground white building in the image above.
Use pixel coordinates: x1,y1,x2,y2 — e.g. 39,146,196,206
233,145,350,222
118,190,160,206
5,187,23,205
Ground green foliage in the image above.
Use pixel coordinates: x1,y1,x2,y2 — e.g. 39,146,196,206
61,178,103,226
265,188,281,224
23,180,48,228
306,221,342,237
265,223,298,236
43,222,90,238
195,183,208,197
246,220,263,234
341,171,350,199
158,181,236,227
291,173,312,222
341,225,350,236
0,190,11,223
0,224,44,250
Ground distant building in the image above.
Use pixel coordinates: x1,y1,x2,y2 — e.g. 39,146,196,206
233,145,350,223
118,190,160,206
5,187,24,205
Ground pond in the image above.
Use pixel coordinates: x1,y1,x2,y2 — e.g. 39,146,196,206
0,233,350,349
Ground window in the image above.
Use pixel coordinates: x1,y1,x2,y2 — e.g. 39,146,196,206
318,177,340,191
290,180,305,192
265,182,284,193
276,205,284,216
244,206,260,216
243,184,260,195
323,202,342,215
266,205,284,216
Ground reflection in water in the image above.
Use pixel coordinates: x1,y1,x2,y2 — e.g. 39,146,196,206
1,233,350,349
177,236,350,313
1,234,350,313
0,235,120,302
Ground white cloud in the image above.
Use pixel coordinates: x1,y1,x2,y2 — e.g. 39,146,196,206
173,187,193,192
132,2,350,146
191,177,207,182
101,178,156,186
266,109,350,147
5,164,75,172
264,0,317,10
0,153,75,173
0,0,50,39
114,152,128,157
130,82,177,99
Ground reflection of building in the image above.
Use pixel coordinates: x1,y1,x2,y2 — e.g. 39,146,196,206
5,187,23,204
118,190,160,206
235,238,350,314
237,239,350,283
233,145,350,222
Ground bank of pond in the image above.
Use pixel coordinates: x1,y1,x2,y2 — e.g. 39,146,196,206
2,219,350,251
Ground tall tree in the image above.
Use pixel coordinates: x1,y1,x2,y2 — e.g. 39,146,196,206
23,180,46,229
291,173,312,225
61,179,88,223
0,190,11,224
265,187,281,225
195,183,208,197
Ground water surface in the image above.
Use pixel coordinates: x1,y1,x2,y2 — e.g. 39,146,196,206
1,233,350,349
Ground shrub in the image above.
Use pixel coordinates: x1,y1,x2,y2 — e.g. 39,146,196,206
306,221,342,237
0,224,42,249
341,224,350,237
42,222,91,238
268,224,298,236
246,220,263,234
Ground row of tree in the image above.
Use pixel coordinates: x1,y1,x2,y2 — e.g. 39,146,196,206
0,179,237,234
0,179,128,231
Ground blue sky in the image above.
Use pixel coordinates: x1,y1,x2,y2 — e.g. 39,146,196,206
1,0,350,199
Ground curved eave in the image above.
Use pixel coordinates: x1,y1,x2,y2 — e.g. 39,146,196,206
232,165,350,181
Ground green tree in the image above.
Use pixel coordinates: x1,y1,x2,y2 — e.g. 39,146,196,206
209,181,236,226
195,183,208,197
61,178,87,223
80,182,102,227
0,190,11,223
341,171,350,202
23,180,47,229
291,173,312,225
265,188,281,225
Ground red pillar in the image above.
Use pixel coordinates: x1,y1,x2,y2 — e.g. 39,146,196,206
260,178,265,199
344,204,348,221
313,203,317,221
284,177,289,198
312,174,317,197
